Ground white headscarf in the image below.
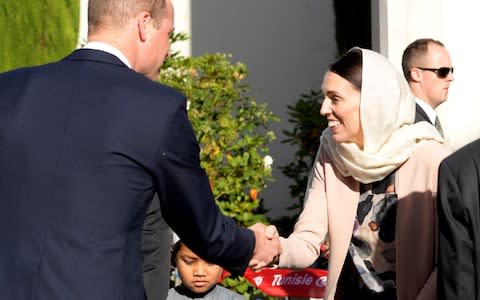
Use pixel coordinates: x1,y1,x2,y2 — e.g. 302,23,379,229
320,48,443,184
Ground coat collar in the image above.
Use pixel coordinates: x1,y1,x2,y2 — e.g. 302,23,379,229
62,49,129,69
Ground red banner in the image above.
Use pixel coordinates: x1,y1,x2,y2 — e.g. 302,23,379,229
243,268,328,298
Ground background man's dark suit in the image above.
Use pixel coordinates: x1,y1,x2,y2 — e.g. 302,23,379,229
0,49,255,299
415,103,432,124
438,138,480,299
142,194,172,300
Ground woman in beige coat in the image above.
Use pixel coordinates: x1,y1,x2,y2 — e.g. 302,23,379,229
261,48,450,299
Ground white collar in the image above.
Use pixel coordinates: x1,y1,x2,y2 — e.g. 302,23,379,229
414,98,437,124
83,41,132,69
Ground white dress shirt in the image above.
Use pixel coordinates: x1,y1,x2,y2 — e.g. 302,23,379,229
415,97,437,124
83,41,132,69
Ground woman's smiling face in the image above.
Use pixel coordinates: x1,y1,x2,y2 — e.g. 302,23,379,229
320,70,363,148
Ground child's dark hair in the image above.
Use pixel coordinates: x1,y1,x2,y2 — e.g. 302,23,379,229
170,239,183,267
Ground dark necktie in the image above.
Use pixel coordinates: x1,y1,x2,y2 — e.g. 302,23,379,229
434,117,444,138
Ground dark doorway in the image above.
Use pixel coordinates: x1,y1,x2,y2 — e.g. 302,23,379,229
334,0,372,55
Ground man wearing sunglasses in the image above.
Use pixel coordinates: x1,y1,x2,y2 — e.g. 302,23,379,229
402,38,454,138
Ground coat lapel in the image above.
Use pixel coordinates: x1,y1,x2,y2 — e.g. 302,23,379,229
414,103,432,124
324,163,359,299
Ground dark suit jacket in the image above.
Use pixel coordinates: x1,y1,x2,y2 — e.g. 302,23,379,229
438,138,480,299
142,194,171,300
415,103,432,124
0,49,254,300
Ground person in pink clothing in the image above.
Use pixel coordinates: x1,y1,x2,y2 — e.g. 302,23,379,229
252,48,450,300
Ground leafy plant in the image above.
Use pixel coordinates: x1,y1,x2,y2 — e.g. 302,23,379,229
273,90,327,237
160,33,279,298
0,0,79,72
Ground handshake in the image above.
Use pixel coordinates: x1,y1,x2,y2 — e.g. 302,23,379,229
248,223,281,271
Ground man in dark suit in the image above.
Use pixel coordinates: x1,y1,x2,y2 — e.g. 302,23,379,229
437,138,480,299
401,38,454,136
142,195,172,300
0,0,280,299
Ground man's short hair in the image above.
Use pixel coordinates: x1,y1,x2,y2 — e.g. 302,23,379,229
88,0,167,34
401,38,445,81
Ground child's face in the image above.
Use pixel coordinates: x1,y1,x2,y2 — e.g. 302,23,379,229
176,243,224,294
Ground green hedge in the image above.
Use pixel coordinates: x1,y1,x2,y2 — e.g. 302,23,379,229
161,33,279,299
0,0,79,72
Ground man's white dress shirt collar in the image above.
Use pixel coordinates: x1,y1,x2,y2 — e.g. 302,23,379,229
415,97,437,124
83,41,132,69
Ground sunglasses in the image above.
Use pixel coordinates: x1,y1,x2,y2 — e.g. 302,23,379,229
417,67,454,78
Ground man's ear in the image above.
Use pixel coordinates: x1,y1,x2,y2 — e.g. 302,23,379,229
137,12,152,42
409,68,422,82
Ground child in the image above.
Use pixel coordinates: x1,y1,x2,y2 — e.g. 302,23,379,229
167,240,245,299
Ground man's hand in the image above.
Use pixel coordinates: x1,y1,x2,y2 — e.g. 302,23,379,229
248,223,281,271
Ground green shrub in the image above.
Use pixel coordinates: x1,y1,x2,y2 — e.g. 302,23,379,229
160,33,279,298
274,90,327,237
0,0,79,72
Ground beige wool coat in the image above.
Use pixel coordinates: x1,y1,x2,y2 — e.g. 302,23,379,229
279,140,451,300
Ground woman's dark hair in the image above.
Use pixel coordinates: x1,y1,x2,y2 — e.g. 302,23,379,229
329,48,363,90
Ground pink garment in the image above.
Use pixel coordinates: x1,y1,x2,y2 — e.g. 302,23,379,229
279,140,451,300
